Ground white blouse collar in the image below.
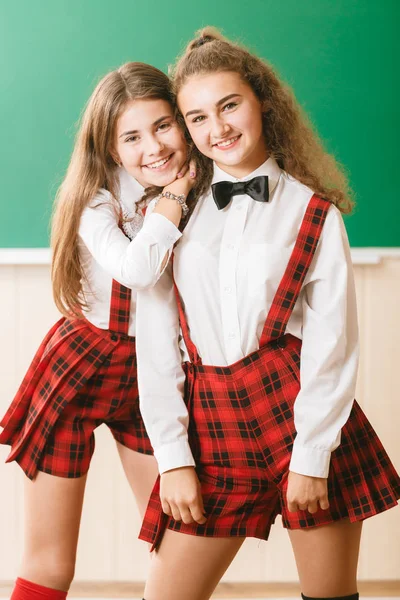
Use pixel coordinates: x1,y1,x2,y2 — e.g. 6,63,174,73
117,167,145,214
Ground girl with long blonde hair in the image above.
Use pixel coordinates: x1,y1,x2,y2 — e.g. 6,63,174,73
136,28,400,600
0,61,196,600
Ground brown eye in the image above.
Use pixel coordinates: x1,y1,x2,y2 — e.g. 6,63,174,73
223,102,237,111
157,122,171,131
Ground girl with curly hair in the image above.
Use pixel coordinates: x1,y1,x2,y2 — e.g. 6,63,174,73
136,28,400,600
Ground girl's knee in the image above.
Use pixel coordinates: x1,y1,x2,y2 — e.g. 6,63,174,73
21,551,75,591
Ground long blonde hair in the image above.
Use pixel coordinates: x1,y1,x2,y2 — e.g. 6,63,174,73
51,62,175,317
171,27,354,214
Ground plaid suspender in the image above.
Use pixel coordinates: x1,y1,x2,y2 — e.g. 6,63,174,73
260,195,330,345
174,194,330,361
109,280,132,336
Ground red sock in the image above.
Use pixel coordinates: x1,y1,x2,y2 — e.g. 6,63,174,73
10,577,67,599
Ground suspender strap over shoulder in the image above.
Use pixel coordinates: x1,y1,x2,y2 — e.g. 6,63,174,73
172,254,201,364
108,217,134,337
173,194,331,363
109,279,132,336
259,195,330,346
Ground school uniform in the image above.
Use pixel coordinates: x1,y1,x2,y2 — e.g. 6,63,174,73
136,158,400,550
0,168,181,480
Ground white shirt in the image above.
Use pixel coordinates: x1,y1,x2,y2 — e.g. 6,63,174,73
136,158,359,478
78,168,182,336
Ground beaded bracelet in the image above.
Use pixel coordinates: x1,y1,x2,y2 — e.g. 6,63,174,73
156,190,189,216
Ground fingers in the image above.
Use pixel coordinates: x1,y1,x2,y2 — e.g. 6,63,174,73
162,499,185,522
319,495,330,510
189,159,196,179
191,508,207,525
176,163,188,178
171,503,184,522
287,499,299,513
161,499,172,516
287,499,310,513
179,505,196,525
190,494,206,524
159,468,207,526
287,500,317,514
161,498,206,525
177,159,196,180
286,472,330,515
306,500,319,514
287,496,329,514
177,497,206,525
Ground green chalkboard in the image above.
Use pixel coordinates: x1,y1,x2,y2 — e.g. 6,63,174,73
1,0,398,247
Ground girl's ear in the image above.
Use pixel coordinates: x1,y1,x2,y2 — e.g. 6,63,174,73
110,149,122,168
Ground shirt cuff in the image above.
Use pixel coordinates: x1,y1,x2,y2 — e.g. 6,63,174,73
289,441,331,478
143,213,182,247
154,439,196,475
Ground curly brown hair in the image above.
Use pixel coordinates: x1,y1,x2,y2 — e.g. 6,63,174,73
170,26,354,214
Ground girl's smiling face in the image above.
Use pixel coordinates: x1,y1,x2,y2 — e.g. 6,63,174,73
113,98,187,187
178,70,268,178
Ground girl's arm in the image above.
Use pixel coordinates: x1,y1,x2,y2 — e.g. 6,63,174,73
136,262,206,524
136,261,195,473
289,205,359,479
78,173,194,290
79,198,181,290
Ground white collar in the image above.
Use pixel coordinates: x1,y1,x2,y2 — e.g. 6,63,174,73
117,167,145,214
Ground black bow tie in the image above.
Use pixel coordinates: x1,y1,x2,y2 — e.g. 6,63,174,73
211,175,269,210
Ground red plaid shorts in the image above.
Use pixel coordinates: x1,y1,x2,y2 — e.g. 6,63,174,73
139,195,400,550
0,280,152,479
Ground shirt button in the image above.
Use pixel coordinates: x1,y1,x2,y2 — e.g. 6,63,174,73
236,205,243,211
228,332,236,340
227,244,235,250
224,286,232,294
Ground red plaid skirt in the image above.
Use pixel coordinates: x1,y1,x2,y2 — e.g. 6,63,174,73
139,195,400,550
0,280,152,479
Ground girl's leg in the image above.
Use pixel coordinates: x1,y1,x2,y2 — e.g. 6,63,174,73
288,519,363,597
116,442,159,518
144,529,244,600
19,471,87,591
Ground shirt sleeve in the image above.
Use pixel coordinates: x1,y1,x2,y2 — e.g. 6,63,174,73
136,261,195,474
78,193,181,290
289,205,359,478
